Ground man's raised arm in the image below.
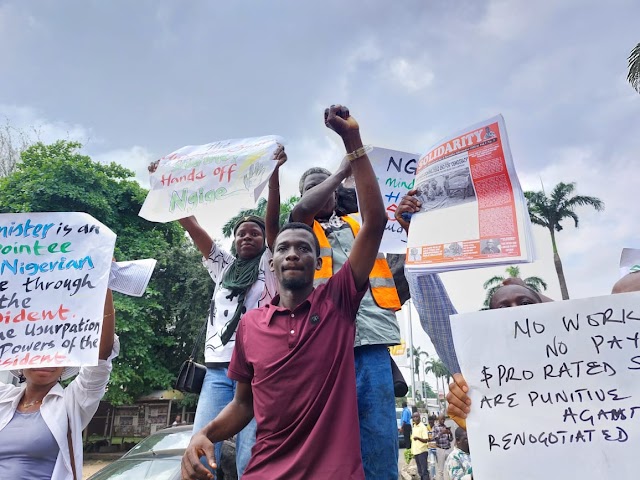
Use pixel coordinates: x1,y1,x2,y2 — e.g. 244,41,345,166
324,105,386,290
265,144,287,249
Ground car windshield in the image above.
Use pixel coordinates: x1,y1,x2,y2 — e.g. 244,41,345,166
88,458,180,480
124,429,192,457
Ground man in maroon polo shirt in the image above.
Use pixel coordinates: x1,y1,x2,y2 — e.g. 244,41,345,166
181,104,388,480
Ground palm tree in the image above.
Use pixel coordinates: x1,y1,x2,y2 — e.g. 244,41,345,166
222,195,299,238
524,182,603,300
406,347,429,399
628,43,640,93
424,358,451,412
482,266,548,307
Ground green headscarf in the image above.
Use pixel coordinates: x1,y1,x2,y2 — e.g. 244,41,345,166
220,216,266,345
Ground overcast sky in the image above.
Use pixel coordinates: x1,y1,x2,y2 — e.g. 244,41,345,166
2,0,639,387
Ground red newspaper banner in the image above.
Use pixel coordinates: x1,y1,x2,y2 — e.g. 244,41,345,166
406,115,532,272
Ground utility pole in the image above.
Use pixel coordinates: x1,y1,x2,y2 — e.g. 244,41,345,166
407,300,416,405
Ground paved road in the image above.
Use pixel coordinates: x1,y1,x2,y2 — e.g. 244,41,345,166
398,449,407,479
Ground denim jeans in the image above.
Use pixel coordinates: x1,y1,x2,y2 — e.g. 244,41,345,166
193,366,257,479
355,345,398,480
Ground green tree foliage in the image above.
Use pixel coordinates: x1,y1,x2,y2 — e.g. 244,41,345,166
424,357,451,410
407,346,429,376
524,182,603,300
424,357,451,383
422,381,437,398
482,266,548,307
628,43,640,93
406,347,434,401
0,141,213,404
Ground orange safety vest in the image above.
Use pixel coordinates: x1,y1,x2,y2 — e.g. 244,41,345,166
312,215,401,311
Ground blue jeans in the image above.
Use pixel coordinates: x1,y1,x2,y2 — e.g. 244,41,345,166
193,366,257,479
355,345,398,480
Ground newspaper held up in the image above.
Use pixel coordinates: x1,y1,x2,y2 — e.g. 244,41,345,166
405,115,535,273
109,259,157,297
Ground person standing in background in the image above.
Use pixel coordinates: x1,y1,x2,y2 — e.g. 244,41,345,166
433,415,453,480
411,412,431,480
444,428,472,480
401,401,412,450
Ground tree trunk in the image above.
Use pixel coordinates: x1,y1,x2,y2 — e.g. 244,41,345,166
549,229,570,300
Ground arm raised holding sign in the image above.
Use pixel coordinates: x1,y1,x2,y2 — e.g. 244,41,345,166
99,288,115,359
0,287,118,479
396,191,472,428
150,155,278,477
394,188,421,234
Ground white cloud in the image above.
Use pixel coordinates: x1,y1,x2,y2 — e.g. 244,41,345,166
0,104,95,146
92,146,156,188
387,57,435,93
476,0,572,40
0,104,157,190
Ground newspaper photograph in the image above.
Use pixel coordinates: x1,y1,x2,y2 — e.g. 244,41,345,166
414,150,476,213
405,115,534,272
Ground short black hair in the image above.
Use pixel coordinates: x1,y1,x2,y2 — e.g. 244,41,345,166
402,401,407,408
275,222,321,258
299,167,332,194
455,426,467,441
489,284,542,309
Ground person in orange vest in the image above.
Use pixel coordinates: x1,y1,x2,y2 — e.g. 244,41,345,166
283,106,402,480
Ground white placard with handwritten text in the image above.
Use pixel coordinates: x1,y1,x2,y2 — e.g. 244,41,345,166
451,292,640,480
367,147,419,253
0,212,116,370
139,135,283,223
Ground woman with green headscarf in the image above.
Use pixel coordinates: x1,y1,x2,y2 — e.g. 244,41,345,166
180,214,276,479
148,148,286,478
